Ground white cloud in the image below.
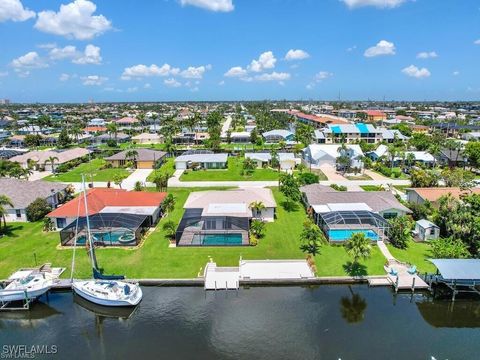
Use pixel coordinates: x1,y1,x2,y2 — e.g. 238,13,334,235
417,51,438,59
0,0,35,22
180,65,211,79
144,83,151,89
190,86,199,92
474,39,480,45
121,64,180,80
73,44,102,64
401,65,431,79
347,45,357,52
218,80,225,86
224,66,247,77
11,52,48,71
126,86,138,93
48,44,102,64
341,0,406,9
254,72,290,82
285,49,310,61
164,78,181,87
453,70,460,76
49,45,78,60
0,71,9,77
35,0,112,40
81,74,107,85
364,40,396,57
248,51,276,72
37,43,57,49
315,71,333,81
179,0,234,12
59,73,71,81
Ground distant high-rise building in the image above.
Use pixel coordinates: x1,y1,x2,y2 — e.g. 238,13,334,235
0,99,10,105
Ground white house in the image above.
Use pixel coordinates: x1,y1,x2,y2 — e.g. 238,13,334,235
175,152,228,170
302,144,364,169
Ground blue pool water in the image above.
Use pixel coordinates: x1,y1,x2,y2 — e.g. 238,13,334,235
192,233,243,245
77,230,136,245
328,229,378,241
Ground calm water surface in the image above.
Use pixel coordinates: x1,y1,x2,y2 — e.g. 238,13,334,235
1,285,480,359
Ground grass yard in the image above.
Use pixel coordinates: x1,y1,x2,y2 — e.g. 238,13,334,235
44,158,130,182
387,241,435,274
147,158,175,182
393,185,410,193
180,156,280,181
310,168,328,181
0,186,388,279
345,174,373,181
360,185,385,192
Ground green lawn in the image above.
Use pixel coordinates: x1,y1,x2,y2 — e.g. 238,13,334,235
345,174,373,181
360,185,385,192
387,241,435,274
147,158,175,182
372,168,409,180
44,158,130,182
0,187,387,279
310,168,328,181
180,156,280,181
393,185,410,193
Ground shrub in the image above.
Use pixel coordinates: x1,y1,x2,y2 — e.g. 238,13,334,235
430,237,469,259
330,184,347,191
391,168,402,178
297,172,319,185
26,198,52,222
249,234,258,246
387,216,413,249
106,139,117,148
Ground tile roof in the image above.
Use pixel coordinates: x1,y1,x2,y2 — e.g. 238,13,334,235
48,188,166,218
406,187,480,202
0,178,67,209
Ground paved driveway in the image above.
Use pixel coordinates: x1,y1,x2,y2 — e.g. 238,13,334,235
319,164,346,181
122,169,153,190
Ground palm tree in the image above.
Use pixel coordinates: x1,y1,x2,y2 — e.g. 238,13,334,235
27,158,38,171
161,194,175,215
44,156,59,174
406,152,416,169
249,201,266,218
21,167,32,180
106,122,118,141
344,232,372,268
164,139,176,157
125,149,139,168
0,195,13,233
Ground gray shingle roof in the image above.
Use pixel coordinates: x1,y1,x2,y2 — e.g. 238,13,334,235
0,178,67,209
301,184,410,213
105,148,167,162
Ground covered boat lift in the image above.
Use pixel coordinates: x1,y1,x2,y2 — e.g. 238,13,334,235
426,259,480,301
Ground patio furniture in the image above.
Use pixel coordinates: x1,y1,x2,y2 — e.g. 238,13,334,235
407,265,417,275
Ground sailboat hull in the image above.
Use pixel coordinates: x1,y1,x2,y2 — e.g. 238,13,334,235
72,281,142,307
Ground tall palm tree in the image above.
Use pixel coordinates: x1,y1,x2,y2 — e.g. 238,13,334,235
27,158,38,171
0,195,14,233
344,232,372,267
106,122,118,141
44,156,59,174
125,149,139,168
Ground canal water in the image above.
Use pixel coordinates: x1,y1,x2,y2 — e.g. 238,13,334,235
1,285,480,359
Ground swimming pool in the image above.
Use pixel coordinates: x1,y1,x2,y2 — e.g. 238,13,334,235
192,233,243,246
328,229,378,242
77,230,136,245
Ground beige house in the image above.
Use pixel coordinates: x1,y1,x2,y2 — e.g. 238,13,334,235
9,148,91,171
105,148,167,169
131,133,164,144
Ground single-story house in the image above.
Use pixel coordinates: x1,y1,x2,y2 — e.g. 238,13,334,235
0,178,67,222
245,152,299,170
406,187,480,206
131,133,164,144
105,148,167,169
115,117,139,127
436,148,467,167
302,144,364,170
9,147,91,171
414,219,440,242
262,129,294,142
84,126,107,134
379,128,409,142
230,131,251,143
88,118,105,127
176,188,276,246
394,151,435,167
462,132,480,141
47,188,167,229
301,184,410,242
366,144,389,161
93,133,130,144
174,151,228,170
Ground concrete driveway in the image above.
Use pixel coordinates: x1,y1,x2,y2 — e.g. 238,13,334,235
121,169,153,190
319,164,346,181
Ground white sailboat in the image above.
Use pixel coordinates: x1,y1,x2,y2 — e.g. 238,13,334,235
0,273,52,303
71,176,143,307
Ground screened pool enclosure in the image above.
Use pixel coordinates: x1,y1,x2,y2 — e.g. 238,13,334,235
316,210,389,242
60,213,150,247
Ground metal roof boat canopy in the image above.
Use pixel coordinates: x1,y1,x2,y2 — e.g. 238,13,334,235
428,259,480,281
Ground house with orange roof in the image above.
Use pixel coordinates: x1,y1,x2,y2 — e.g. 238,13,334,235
48,188,167,229
406,187,480,206
362,110,387,123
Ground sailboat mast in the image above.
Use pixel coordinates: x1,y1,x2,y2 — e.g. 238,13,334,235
82,175,98,270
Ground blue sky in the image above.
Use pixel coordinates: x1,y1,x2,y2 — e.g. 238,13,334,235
0,0,479,102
